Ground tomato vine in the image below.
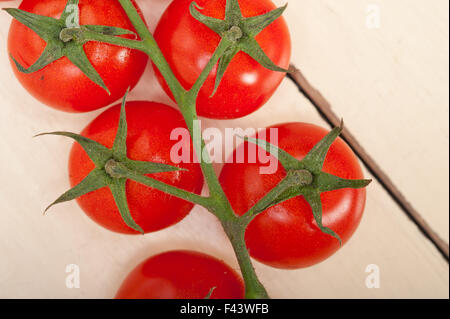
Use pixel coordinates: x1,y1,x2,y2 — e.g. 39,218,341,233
5,0,371,299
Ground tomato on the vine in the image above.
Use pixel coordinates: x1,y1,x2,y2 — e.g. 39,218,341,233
8,0,148,113
153,0,291,119
115,250,245,299
219,123,367,269
69,101,204,234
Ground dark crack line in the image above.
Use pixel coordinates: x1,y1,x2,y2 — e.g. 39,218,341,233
286,64,449,262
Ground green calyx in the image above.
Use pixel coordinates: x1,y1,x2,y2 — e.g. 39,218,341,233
285,169,314,187
104,159,129,179
190,0,290,95
4,0,136,93
39,91,186,234
244,121,372,244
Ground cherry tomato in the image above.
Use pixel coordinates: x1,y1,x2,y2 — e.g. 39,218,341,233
153,0,291,119
8,0,148,113
115,250,245,299
69,101,203,234
219,123,367,269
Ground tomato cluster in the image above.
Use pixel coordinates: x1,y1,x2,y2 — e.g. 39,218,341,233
5,0,368,299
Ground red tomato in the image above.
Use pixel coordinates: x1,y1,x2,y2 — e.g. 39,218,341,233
8,0,148,113
115,250,245,299
69,101,203,234
153,0,291,119
219,123,367,269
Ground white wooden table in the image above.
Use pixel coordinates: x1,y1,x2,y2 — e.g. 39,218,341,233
0,0,448,298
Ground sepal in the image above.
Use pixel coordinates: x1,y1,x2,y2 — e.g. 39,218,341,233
35,132,112,167
242,4,287,37
112,89,130,161
239,36,289,73
212,46,239,96
109,178,144,234
4,8,62,40
302,191,342,244
65,43,110,93
300,121,343,174
40,94,192,233
189,0,289,97
189,2,227,34
10,44,63,74
317,172,371,192
243,122,371,244
5,0,137,93
225,0,242,24
44,169,109,214
241,135,300,170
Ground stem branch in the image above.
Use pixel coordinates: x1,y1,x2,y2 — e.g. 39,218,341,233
244,177,292,218
87,0,270,299
105,159,214,209
188,38,232,98
222,219,270,299
117,0,186,103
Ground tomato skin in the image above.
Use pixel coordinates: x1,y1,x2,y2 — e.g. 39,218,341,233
115,250,245,299
69,101,204,234
153,0,291,119
8,0,148,113
219,123,367,269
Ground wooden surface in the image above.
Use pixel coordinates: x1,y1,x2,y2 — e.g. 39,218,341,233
285,0,449,243
0,0,448,299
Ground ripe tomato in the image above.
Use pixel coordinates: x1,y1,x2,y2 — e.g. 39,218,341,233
8,0,148,113
115,250,245,299
219,123,367,269
153,0,291,119
69,101,203,234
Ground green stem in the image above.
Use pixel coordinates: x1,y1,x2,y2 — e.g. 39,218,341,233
81,29,144,50
188,38,232,98
87,0,269,299
244,177,293,218
104,159,214,209
81,23,232,214
80,28,228,202
179,38,269,298
181,39,234,209
222,218,270,299
178,100,233,219
117,0,186,103
182,97,269,300
7,0,372,299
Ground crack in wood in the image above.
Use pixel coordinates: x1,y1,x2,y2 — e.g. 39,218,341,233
286,63,449,262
